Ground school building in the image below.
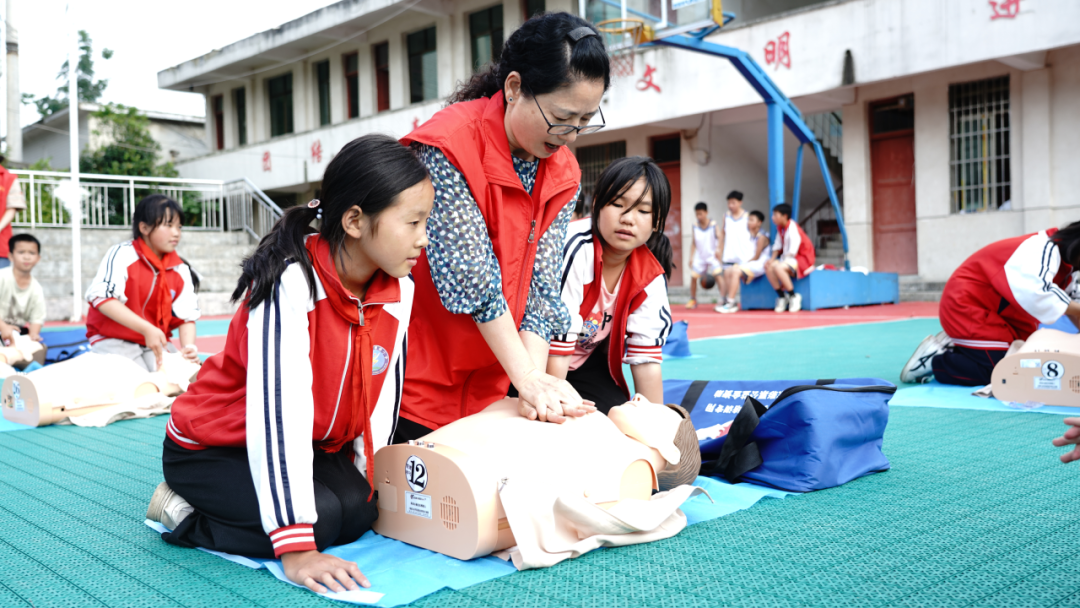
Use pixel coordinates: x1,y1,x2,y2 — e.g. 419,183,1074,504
158,0,1080,288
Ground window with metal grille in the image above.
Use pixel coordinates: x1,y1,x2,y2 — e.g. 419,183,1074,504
576,141,627,214
408,27,438,104
949,76,1011,213
316,60,331,126
212,95,224,150
268,73,294,137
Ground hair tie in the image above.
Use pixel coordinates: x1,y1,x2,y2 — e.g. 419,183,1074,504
567,26,597,42
308,199,323,220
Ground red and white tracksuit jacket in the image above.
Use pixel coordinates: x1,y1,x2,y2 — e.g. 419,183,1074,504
166,236,412,557
774,220,815,278
940,229,1074,350
550,219,673,398
84,240,200,344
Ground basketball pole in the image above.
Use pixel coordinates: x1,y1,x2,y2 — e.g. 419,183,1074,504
68,2,82,321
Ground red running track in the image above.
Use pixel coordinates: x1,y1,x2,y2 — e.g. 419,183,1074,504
673,301,940,340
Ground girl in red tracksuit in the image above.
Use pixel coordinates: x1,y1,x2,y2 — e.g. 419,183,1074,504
150,135,433,594
547,157,674,411
902,223,1080,386
85,194,201,371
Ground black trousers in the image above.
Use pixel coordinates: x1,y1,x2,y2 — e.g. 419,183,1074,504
931,346,1007,387
391,417,436,444
160,437,377,559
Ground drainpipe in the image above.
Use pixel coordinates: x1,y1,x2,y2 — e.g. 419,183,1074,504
68,5,81,321
5,0,19,163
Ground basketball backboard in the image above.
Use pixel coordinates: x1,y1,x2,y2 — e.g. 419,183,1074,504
584,0,726,46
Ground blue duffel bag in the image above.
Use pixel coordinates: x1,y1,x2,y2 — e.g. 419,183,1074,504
663,378,894,492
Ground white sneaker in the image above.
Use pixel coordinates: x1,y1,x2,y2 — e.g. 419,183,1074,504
788,293,803,313
147,482,194,531
774,296,789,313
899,331,952,384
715,302,738,314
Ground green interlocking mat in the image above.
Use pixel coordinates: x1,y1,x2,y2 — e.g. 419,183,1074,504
2,319,1080,607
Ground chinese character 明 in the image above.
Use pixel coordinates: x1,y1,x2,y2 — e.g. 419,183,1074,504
311,140,323,163
989,0,1020,19
636,64,661,93
764,32,791,69
262,151,271,172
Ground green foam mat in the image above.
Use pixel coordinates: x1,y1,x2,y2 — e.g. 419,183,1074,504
3,319,1080,607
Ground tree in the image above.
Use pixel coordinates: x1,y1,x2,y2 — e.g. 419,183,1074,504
25,30,113,118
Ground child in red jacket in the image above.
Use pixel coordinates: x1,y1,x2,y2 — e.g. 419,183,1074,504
148,135,434,594
548,156,673,410
85,195,200,370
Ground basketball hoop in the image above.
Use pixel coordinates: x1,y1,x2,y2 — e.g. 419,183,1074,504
596,18,654,79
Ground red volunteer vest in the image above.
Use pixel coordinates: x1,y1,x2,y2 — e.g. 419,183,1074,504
578,239,665,399
399,92,581,429
779,221,815,278
0,167,17,258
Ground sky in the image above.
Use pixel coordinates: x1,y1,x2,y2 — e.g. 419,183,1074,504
15,0,342,127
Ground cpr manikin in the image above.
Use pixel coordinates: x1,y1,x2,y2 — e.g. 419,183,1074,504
373,396,706,570
992,328,1080,407
0,352,201,427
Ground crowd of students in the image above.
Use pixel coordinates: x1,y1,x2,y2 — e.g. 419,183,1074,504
3,9,1077,597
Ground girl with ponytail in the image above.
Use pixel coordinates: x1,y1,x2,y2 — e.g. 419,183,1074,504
152,134,433,594
548,156,674,410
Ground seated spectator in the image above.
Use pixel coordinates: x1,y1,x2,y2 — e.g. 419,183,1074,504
717,210,770,313
765,203,815,313
0,233,46,345
902,223,1080,386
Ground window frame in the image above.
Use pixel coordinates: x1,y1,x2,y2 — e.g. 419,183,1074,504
212,94,224,151
268,72,294,138
374,42,390,113
315,59,332,126
469,5,504,74
343,52,360,119
233,87,247,146
948,75,1011,214
407,27,438,105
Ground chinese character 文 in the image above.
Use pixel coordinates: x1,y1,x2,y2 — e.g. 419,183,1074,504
989,0,1020,19
311,140,323,163
262,151,272,172
637,64,661,93
764,32,791,69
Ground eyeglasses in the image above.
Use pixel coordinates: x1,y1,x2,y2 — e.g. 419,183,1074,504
533,96,606,135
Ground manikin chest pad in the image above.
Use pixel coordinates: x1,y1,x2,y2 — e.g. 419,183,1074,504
992,328,1080,407
373,398,707,568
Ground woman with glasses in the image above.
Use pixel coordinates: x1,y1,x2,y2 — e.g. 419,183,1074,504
397,12,610,440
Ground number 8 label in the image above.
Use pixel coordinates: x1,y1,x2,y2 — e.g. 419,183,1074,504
1043,361,1063,379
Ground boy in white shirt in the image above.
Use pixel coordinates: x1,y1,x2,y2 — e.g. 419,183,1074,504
717,210,771,313
686,202,721,310
714,191,755,312
0,234,46,366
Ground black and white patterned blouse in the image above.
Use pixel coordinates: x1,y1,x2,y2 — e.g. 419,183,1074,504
414,143,576,342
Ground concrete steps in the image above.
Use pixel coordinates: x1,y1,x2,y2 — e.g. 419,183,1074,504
31,227,255,320
899,276,945,302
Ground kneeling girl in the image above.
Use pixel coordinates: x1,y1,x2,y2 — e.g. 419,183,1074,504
153,134,433,593
548,156,673,411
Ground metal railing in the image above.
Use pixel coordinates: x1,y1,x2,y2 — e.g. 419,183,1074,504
223,178,284,240
804,111,842,164
799,185,843,255
9,170,281,240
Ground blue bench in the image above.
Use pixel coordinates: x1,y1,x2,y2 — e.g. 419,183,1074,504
740,269,899,311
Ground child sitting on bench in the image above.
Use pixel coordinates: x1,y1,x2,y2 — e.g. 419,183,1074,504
765,203,814,313
84,195,200,371
902,222,1080,386
0,234,46,366
547,156,673,410
149,134,433,595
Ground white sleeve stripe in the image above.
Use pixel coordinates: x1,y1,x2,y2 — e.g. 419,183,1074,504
272,536,316,548
270,527,313,540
